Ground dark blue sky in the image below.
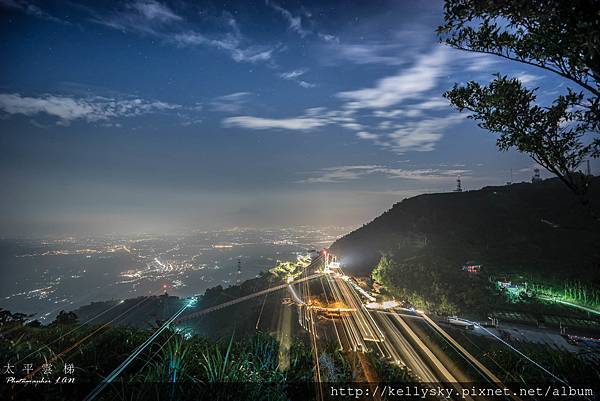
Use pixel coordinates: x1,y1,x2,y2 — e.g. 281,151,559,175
0,0,593,236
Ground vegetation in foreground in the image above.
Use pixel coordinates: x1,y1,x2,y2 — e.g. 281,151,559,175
0,309,414,401
445,326,600,387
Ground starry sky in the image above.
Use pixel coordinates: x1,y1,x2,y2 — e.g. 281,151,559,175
0,0,592,236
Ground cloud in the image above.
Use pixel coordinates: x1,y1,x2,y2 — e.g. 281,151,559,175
219,46,460,155
220,98,452,157
463,52,497,72
279,69,316,88
322,42,407,66
218,45,460,155
378,121,394,129
223,116,327,130
0,0,67,23
373,109,419,119
91,0,182,34
385,114,465,153
180,118,203,127
223,107,358,132
172,31,275,63
0,93,181,125
356,131,379,140
298,165,471,184
387,131,442,153
265,0,336,43
415,97,450,110
279,69,307,80
266,0,309,38
0,93,95,122
298,81,317,88
318,33,338,43
516,72,542,85
210,92,251,113
298,165,382,183
91,5,275,64
318,26,436,66
348,113,464,154
129,0,181,23
341,122,363,131
371,98,449,119
336,46,449,109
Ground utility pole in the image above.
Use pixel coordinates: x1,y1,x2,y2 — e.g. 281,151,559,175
532,168,541,183
454,175,462,192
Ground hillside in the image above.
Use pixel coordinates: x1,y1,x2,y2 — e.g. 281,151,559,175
330,177,600,314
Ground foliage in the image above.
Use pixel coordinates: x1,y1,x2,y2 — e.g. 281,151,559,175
2,317,391,401
0,308,29,325
439,0,600,206
269,260,305,281
365,352,414,383
51,310,79,326
372,254,461,315
530,280,600,310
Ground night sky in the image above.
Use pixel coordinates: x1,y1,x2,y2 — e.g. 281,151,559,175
0,0,590,236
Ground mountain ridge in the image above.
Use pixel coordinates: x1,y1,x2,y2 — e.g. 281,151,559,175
330,176,600,281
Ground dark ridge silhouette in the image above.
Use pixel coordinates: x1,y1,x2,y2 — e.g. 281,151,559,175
330,177,600,281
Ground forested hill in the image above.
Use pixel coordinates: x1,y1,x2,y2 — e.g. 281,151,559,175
330,177,600,281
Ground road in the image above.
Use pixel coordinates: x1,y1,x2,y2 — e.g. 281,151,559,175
78,252,527,401
293,259,517,401
171,252,516,400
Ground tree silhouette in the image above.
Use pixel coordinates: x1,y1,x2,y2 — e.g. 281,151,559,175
439,0,600,207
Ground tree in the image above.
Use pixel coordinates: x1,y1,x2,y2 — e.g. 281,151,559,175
52,310,78,325
438,0,600,207
0,309,29,325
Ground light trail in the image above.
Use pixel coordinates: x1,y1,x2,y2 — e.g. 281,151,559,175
420,313,507,386
375,310,424,320
133,329,179,378
287,284,306,305
83,298,196,401
386,311,484,401
477,325,568,385
390,311,459,383
255,292,269,330
276,292,293,371
305,260,324,401
416,313,521,401
175,273,323,323
105,255,327,388
14,297,128,365
325,273,367,352
319,275,343,349
537,295,600,316
449,325,518,382
15,293,160,392
14,283,167,361
320,265,482,400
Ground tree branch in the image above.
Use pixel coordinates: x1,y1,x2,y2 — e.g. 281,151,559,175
448,45,600,97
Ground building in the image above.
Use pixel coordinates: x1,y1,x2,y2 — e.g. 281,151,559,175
462,261,482,273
